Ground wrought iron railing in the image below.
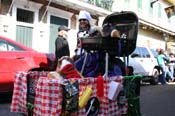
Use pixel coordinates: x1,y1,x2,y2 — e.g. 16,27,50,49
82,0,114,11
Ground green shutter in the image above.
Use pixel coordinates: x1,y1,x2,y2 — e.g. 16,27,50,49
124,0,130,9
158,3,161,18
125,0,130,4
137,0,142,9
49,15,68,53
16,25,33,48
149,0,153,14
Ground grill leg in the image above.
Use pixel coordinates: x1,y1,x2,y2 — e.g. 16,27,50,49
104,52,109,78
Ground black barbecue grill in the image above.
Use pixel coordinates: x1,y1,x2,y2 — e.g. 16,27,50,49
80,11,138,57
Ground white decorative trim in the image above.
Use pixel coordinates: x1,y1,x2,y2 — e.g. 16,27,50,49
47,7,73,18
13,0,42,11
11,0,43,50
54,0,112,16
47,7,73,28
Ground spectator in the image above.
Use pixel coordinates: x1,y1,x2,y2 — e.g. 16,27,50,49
55,25,70,69
167,53,175,81
157,49,169,84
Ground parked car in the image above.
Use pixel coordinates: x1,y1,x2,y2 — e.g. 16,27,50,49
127,46,160,85
0,36,55,95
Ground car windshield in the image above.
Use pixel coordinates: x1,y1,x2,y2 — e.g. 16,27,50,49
150,49,158,58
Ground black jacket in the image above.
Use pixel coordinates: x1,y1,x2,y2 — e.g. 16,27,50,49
55,36,70,60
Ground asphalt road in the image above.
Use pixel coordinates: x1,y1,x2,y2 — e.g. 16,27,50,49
0,83,175,116
0,103,21,116
140,82,175,116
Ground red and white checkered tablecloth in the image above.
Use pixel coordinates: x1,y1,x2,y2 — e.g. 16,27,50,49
10,71,28,114
10,71,48,115
10,71,128,116
33,76,128,116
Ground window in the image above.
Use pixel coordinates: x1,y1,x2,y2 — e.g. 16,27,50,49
132,47,151,58
137,0,142,9
17,8,34,23
131,47,141,57
125,0,130,7
150,49,158,58
0,40,7,51
0,39,23,51
140,47,150,58
7,42,24,51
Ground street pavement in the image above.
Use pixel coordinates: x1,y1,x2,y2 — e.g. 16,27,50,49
140,82,175,116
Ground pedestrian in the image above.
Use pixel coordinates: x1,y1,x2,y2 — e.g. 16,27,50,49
157,49,169,84
55,25,70,70
167,53,175,81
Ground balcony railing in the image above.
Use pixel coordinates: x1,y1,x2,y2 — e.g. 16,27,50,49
82,0,114,11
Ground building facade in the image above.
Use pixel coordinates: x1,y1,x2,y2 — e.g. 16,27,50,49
0,0,175,55
112,0,175,53
0,0,112,56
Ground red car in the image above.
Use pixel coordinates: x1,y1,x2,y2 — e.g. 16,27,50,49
0,36,55,94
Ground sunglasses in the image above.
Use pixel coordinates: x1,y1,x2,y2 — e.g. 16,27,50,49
79,19,87,22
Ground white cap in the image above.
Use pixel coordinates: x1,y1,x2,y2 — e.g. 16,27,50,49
78,10,92,25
